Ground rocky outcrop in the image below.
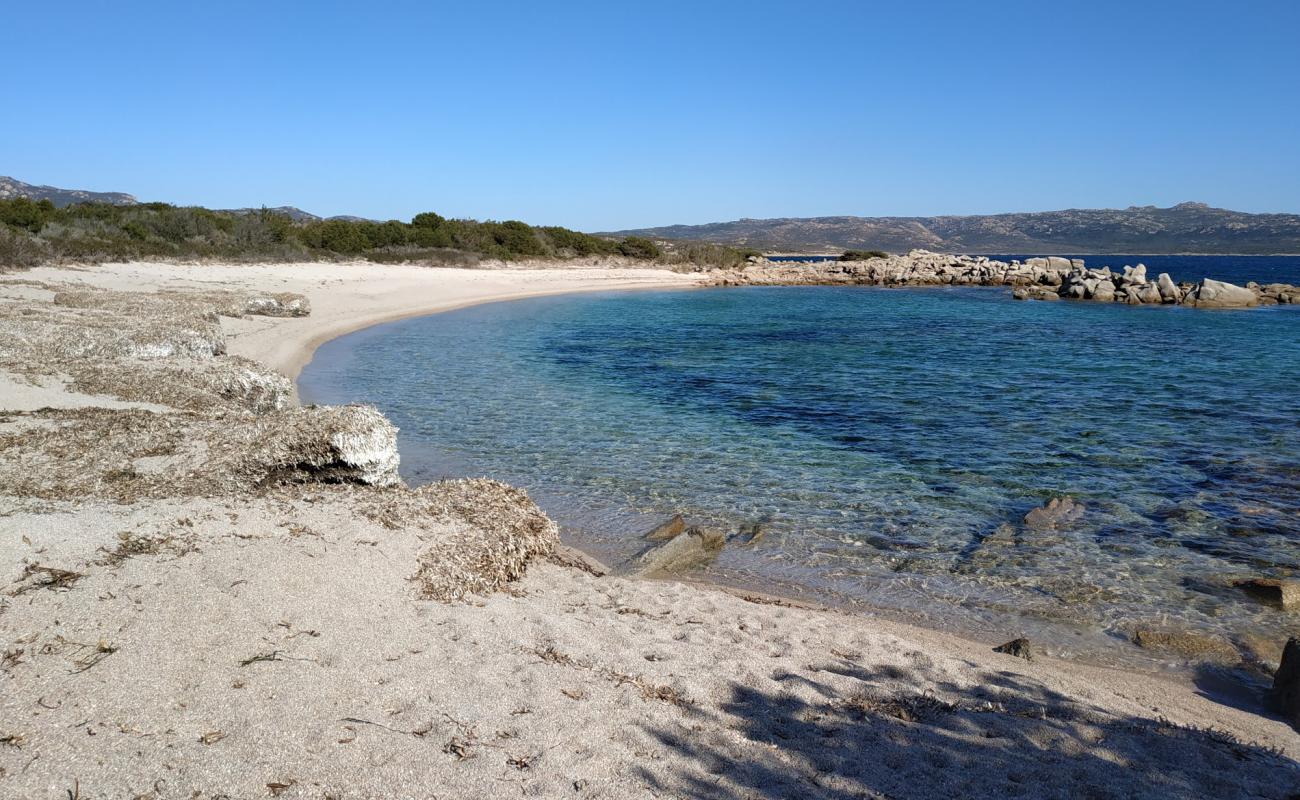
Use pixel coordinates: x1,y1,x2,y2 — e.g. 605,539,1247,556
708,251,1296,309
993,637,1035,661
1268,637,1300,728
1184,278,1259,308
710,250,1075,290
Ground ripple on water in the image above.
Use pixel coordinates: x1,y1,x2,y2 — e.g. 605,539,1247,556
300,285,1300,668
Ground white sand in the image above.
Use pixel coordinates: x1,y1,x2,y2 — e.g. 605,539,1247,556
1,260,1296,798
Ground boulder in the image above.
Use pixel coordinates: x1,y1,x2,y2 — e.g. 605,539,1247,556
1267,637,1300,728
630,526,725,576
1120,264,1148,285
1136,282,1163,304
993,637,1034,661
1235,578,1300,610
1023,496,1085,530
1091,280,1117,302
1186,278,1258,308
1157,273,1181,303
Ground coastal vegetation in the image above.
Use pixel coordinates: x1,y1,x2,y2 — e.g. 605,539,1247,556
0,197,703,268
839,249,890,261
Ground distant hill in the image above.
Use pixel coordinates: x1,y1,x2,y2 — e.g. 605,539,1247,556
224,206,322,222
606,203,1300,255
0,177,374,222
0,175,137,207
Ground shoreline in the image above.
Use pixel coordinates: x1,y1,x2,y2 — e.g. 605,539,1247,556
1,260,1296,796
289,269,1279,676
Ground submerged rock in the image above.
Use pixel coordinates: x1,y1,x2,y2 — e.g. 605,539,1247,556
1234,578,1300,610
1132,629,1238,662
732,522,765,546
644,514,687,541
993,637,1034,661
1023,497,1085,530
631,526,725,577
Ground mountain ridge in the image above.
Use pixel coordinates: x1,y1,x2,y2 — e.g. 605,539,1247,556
0,177,372,223
605,203,1300,255
0,175,137,207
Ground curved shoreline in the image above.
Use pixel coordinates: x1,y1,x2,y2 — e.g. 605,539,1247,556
3,260,1297,793
289,275,1281,676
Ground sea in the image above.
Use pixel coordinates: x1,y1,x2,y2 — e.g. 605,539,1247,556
300,255,1300,668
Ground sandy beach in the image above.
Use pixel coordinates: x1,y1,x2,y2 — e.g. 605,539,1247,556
1,260,1297,799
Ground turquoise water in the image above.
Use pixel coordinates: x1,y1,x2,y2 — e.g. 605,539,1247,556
301,286,1300,663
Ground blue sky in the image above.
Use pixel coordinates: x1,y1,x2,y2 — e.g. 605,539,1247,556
4,1,1298,229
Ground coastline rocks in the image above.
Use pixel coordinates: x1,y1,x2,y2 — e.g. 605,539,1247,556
1011,286,1060,301
716,249,1297,310
993,637,1035,661
1157,272,1181,303
645,514,687,541
1023,497,1085,530
1267,637,1300,727
1184,278,1259,308
1234,578,1300,610
630,525,725,577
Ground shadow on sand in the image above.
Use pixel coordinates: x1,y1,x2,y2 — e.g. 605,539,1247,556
636,662,1298,800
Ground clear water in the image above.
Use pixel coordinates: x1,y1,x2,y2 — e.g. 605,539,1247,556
301,282,1300,666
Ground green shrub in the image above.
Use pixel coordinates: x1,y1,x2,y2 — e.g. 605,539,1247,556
839,249,889,261
617,236,661,260
0,199,629,266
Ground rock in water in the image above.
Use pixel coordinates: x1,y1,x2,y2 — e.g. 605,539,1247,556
732,522,765,545
1157,272,1181,303
1235,578,1300,610
631,526,725,576
1023,497,1085,530
1132,629,1239,662
993,637,1034,661
1186,278,1258,308
1267,637,1300,727
644,514,687,541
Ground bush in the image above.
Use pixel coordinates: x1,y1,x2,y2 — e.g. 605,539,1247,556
617,236,661,260
0,225,49,270
0,200,628,266
0,198,56,233
839,250,889,261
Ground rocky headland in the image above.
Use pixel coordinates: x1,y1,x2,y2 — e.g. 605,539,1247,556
708,250,1300,308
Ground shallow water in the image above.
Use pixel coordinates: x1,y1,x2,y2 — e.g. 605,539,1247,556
301,285,1300,667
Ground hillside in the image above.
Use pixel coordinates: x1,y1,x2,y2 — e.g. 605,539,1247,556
607,203,1300,255
0,175,137,207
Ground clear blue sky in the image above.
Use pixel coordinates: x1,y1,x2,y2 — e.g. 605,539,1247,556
5,0,1298,230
